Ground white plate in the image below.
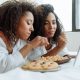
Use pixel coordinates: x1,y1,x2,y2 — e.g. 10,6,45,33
22,66,61,72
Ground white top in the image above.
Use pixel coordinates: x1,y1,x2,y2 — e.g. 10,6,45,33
0,38,46,73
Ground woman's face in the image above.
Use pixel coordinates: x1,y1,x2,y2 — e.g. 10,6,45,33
16,11,34,40
44,12,57,38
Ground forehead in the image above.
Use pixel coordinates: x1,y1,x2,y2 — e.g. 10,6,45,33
46,12,56,20
25,11,33,16
22,11,34,20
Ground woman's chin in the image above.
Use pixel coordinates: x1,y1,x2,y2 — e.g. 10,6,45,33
48,35,54,38
20,37,28,40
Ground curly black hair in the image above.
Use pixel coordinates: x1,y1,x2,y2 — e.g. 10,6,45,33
32,4,63,43
0,1,36,42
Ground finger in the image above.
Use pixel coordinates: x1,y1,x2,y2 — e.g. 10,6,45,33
40,37,49,46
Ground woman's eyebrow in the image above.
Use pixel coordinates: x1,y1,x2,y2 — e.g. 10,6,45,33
45,19,56,22
26,19,33,23
52,20,56,21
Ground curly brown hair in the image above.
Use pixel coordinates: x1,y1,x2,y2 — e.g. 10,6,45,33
31,4,63,43
0,1,36,42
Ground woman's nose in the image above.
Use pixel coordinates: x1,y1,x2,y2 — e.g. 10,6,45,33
30,25,34,32
49,23,56,29
49,23,53,29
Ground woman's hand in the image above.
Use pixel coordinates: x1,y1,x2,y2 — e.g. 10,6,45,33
43,32,67,57
29,36,49,49
57,32,67,48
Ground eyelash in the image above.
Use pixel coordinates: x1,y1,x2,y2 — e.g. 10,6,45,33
44,22,56,25
52,22,56,24
27,21,33,25
44,22,48,25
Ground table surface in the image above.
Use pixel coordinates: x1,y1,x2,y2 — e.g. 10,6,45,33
0,52,80,80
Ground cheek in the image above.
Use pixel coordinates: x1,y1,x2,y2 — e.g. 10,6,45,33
44,28,49,35
18,25,28,33
44,26,50,32
17,30,28,40
54,24,57,29
18,27,23,34
17,27,26,37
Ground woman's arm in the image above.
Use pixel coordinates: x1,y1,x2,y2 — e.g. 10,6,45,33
20,36,49,58
43,32,67,56
0,35,49,73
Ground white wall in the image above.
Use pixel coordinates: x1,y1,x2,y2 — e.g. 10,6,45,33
76,0,80,29
0,0,8,4
34,0,72,31
66,32,80,51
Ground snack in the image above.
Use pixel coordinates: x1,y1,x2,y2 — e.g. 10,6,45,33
22,58,59,70
22,55,70,71
43,55,71,64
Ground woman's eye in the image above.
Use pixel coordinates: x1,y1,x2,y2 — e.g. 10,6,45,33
27,20,33,25
52,21,56,24
27,21,31,25
44,22,48,25
52,22,56,24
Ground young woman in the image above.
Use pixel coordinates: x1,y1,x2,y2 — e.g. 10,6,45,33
0,1,49,73
33,4,69,57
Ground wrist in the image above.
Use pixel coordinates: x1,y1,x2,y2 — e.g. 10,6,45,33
27,43,34,51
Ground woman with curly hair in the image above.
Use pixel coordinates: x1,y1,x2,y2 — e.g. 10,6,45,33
32,4,69,57
0,1,49,73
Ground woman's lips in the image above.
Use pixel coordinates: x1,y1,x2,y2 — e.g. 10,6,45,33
48,31,55,34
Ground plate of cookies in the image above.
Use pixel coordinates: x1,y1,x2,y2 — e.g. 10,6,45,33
21,55,71,72
43,55,71,64
21,57,60,72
